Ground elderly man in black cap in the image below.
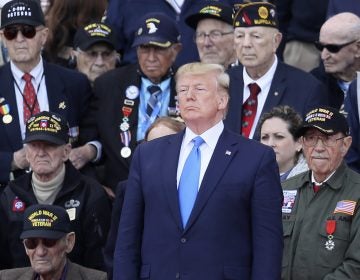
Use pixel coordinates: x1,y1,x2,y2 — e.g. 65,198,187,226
0,111,110,271
282,106,360,280
0,0,101,188
91,12,182,192
71,21,120,86
0,204,107,279
225,2,329,140
185,1,236,69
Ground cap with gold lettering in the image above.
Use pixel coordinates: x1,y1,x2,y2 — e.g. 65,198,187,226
23,111,69,145
296,106,349,137
233,2,278,28
20,204,71,239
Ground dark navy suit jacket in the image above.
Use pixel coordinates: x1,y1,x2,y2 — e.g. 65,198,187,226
0,62,93,186
225,61,329,140
114,128,283,280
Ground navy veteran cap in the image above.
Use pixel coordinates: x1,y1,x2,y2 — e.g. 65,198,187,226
24,111,69,145
20,204,71,240
1,0,45,29
233,2,278,28
297,106,349,137
185,2,233,29
74,22,117,51
132,12,180,48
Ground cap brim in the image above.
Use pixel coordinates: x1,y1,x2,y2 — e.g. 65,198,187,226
296,124,336,137
20,229,66,240
185,14,232,29
1,19,43,29
23,134,66,145
132,36,172,48
78,38,115,51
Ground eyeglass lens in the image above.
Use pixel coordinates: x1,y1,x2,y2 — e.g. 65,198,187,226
314,40,355,53
3,25,37,40
23,238,58,249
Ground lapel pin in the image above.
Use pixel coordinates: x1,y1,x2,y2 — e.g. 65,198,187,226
59,101,66,109
274,91,279,96
225,150,231,156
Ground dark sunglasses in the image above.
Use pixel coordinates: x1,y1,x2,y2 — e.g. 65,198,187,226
314,40,356,53
23,238,59,250
3,25,37,40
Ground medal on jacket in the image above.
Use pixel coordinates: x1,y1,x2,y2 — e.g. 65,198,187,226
325,220,336,251
119,103,134,158
0,102,12,124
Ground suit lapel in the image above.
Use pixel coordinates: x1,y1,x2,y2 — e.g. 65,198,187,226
161,132,184,231
184,130,239,232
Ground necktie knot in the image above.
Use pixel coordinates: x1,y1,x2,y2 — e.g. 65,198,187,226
147,85,162,96
313,183,321,193
22,73,32,83
192,136,204,148
248,83,261,97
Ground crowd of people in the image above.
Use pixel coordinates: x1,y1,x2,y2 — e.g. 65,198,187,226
0,0,360,279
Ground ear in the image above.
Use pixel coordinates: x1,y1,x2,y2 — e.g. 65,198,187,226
217,91,229,110
295,138,302,152
273,31,283,52
64,232,75,253
171,43,182,62
40,27,49,47
62,143,72,161
340,136,352,156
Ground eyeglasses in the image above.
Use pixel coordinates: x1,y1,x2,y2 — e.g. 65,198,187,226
78,49,116,61
194,30,233,43
302,134,346,147
23,238,59,250
314,40,356,53
3,25,39,40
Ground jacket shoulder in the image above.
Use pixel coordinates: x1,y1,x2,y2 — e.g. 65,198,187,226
68,262,107,279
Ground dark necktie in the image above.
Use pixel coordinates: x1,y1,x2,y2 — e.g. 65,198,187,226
22,73,40,123
178,136,204,227
313,183,321,193
146,85,162,118
242,83,261,138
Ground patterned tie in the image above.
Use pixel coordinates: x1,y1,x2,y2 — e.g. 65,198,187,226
22,73,40,123
146,85,162,118
242,83,261,138
178,136,204,227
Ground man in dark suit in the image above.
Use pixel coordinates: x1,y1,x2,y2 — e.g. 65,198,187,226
92,12,182,192
226,2,328,140
0,204,107,279
0,0,98,188
113,62,283,279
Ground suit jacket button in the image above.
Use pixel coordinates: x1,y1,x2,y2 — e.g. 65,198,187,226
176,272,180,278
180,237,187,243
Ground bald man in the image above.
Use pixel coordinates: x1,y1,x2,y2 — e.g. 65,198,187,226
311,13,360,112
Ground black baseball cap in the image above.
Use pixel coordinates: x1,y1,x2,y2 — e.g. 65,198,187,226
296,106,350,137
132,12,180,48
185,1,233,29
23,111,69,145
20,204,71,240
74,22,117,51
1,0,45,29
233,2,278,28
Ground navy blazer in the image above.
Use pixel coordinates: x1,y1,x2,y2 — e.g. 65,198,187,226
225,61,329,140
92,63,178,189
114,128,283,280
0,62,93,186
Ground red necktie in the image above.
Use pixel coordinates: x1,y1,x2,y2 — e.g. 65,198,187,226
22,73,40,123
242,83,261,138
313,183,321,193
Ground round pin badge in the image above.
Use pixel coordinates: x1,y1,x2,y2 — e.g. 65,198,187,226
3,114,13,124
120,147,132,158
125,85,139,100
120,122,130,132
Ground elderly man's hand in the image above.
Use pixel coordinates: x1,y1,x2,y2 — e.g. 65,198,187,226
12,147,29,170
69,144,96,169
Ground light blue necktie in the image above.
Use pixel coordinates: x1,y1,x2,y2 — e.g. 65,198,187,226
178,136,204,227
146,85,162,118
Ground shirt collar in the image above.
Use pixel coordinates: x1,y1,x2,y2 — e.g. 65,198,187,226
11,57,44,85
183,120,224,149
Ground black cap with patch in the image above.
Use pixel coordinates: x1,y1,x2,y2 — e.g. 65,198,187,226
296,106,350,137
1,0,45,29
74,22,117,51
132,12,180,48
20,204,71,240
185,1,233,29
233,2,278,28
23,111,69,145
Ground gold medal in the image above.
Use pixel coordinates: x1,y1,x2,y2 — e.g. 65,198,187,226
3,114,13,124
120,147,132,158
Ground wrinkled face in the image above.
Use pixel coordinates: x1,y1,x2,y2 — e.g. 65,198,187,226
195,18,235,67
75,43,118,83
177,71,228,129
319,28,359,78
260,117,301,173
24,234,74,278
25,141,71,180
302,128,352,181
234,26,281,73
1,24,48,68
137,44,181,84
